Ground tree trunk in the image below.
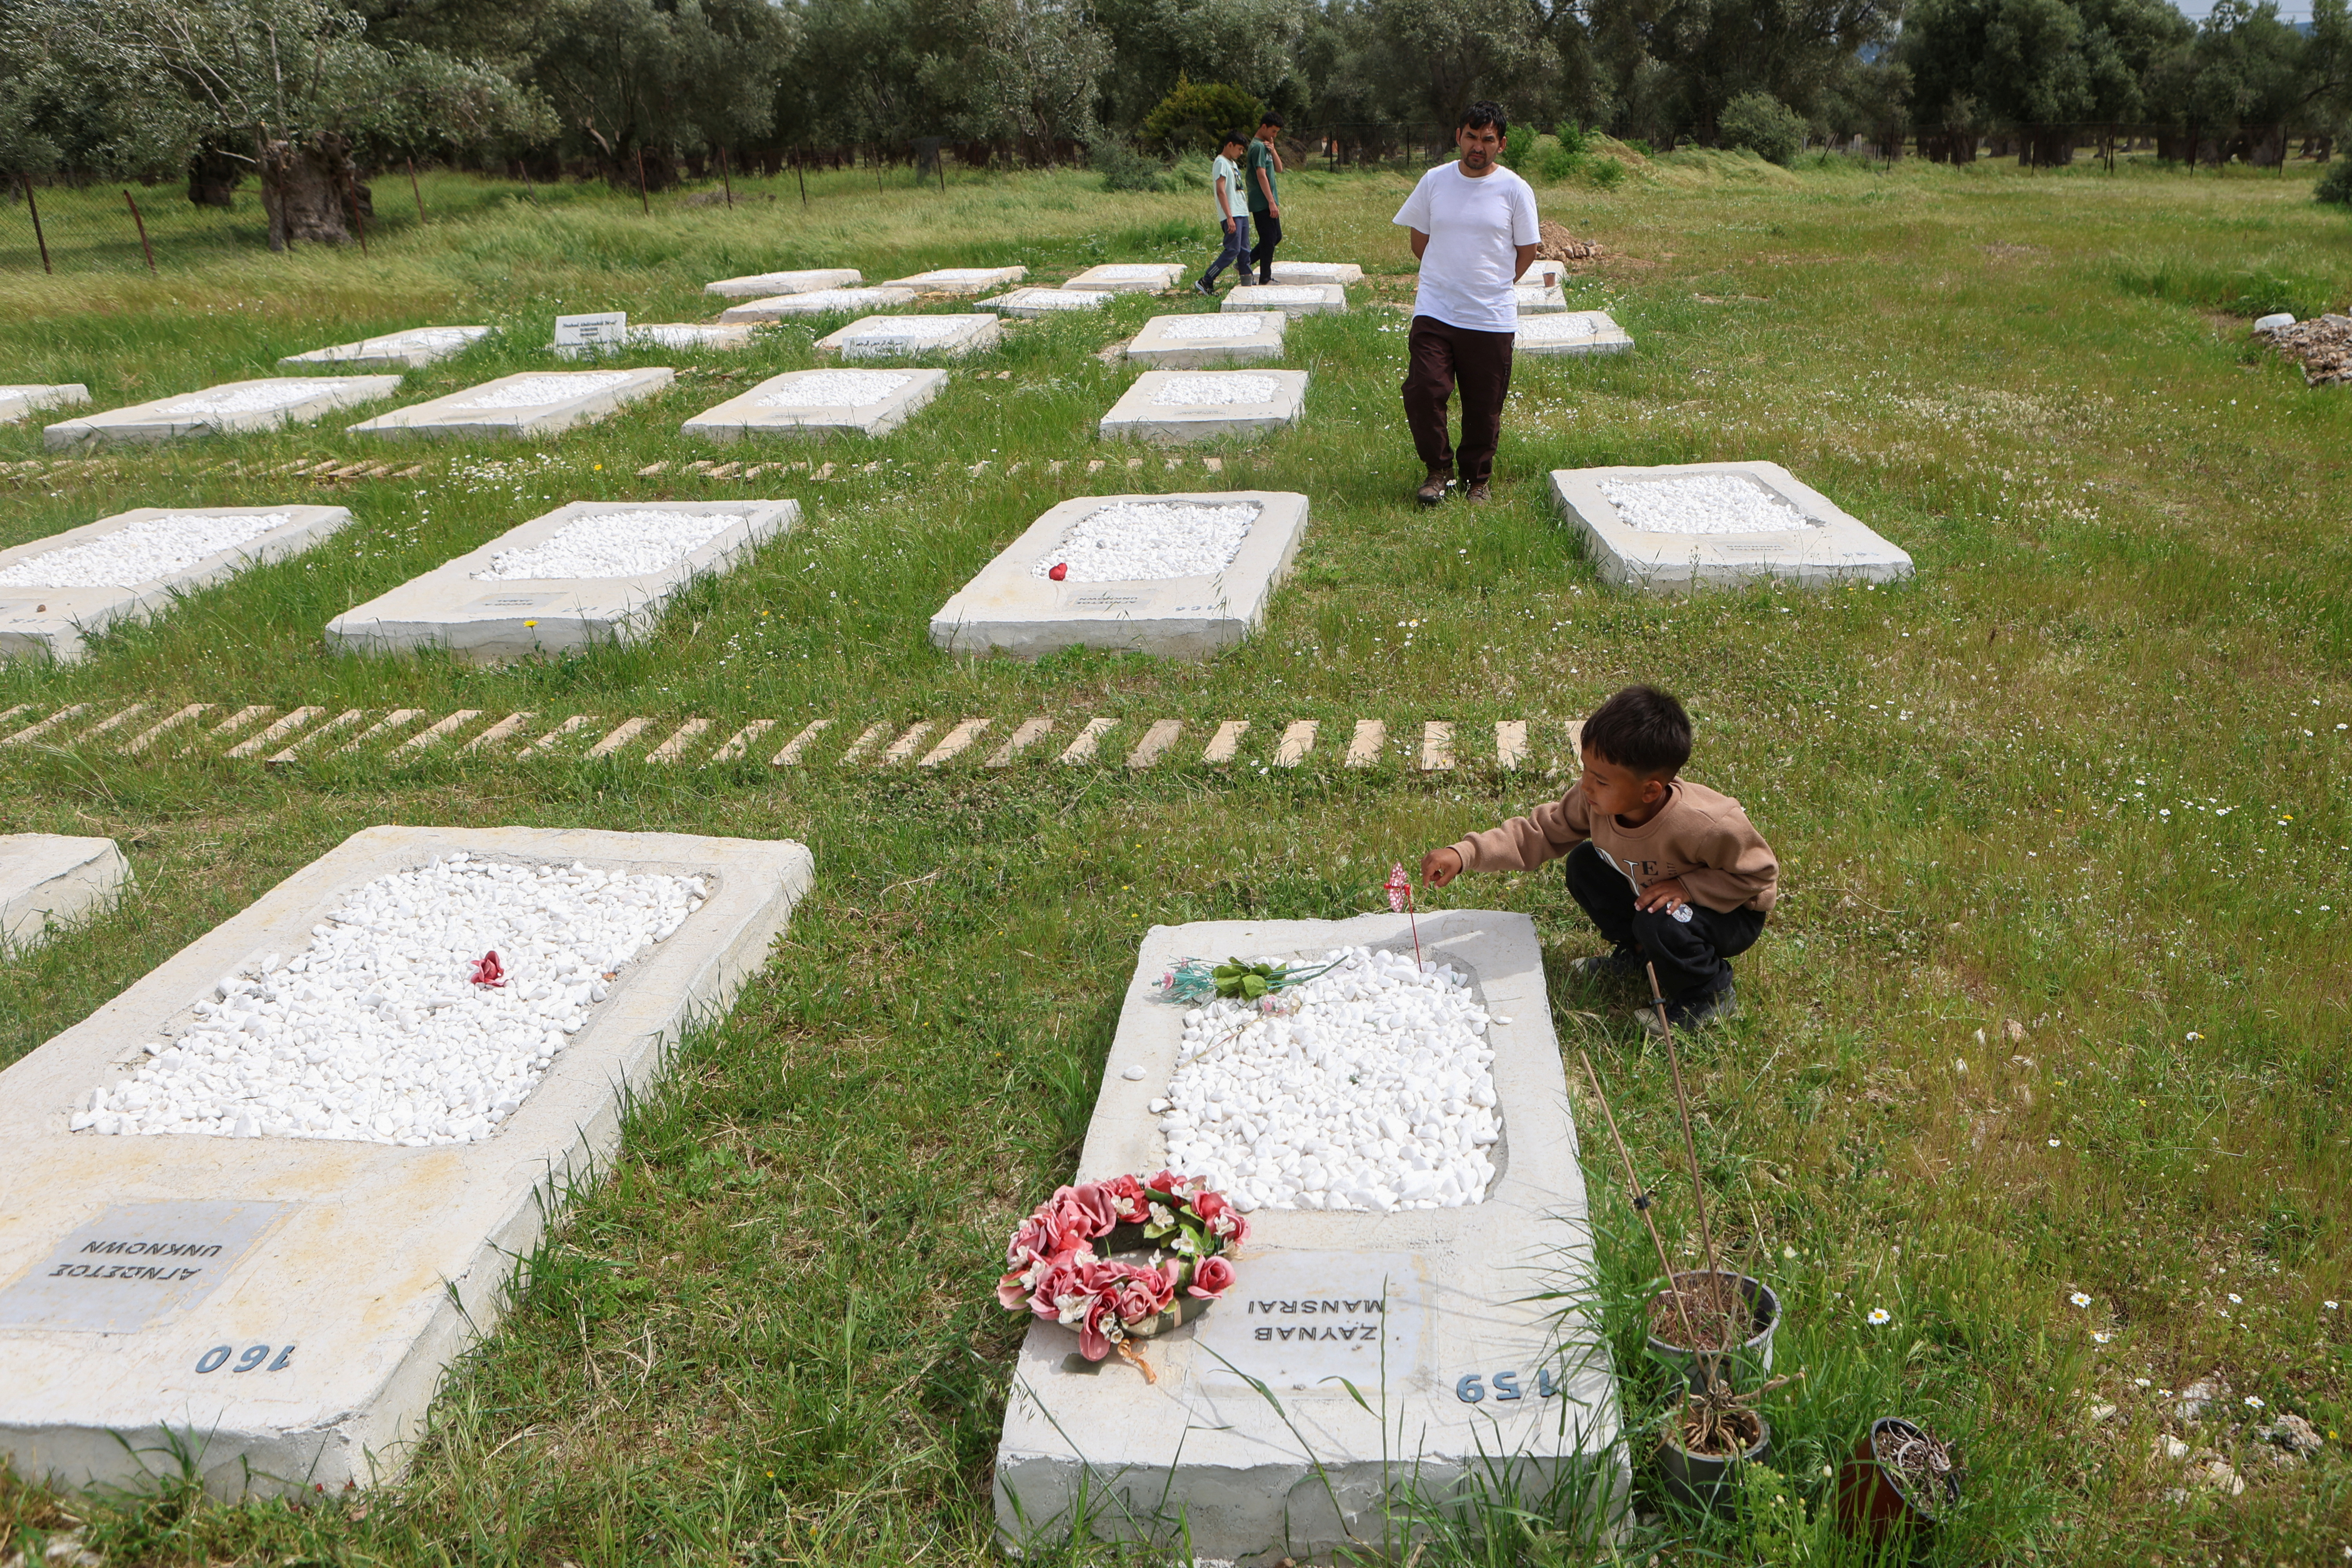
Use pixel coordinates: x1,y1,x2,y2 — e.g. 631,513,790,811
187,141,245,209
260,133,362,248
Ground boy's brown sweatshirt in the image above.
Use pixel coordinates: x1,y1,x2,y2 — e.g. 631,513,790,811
1448,779,1779,914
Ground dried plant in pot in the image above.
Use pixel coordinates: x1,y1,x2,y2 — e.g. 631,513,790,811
1654,1373,1795,1511
1645,1267,1780,1392
1835,1417,1962,1541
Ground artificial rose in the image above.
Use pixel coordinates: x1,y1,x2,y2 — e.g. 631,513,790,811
1192,1190,1249,1247
1107,1261,1177,1325
1041,1183,1119,1253
1187,1255,1236,1298
1102,1173,1150,1225
1079,1291,1122,1360
1005,1211,1056,1269
1040,1250,1113,1323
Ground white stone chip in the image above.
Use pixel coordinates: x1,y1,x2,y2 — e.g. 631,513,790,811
852,318,975,341
451,372,641,411
1162,315,1271,340
160,382,355,417
75,851,707,1146
0,512,294,589
1089,265,1178,281
1231,286,1325,304
1598,473,1812,535
1158,946,1501,1212
1519,312,1611,342
1030,500,1261,582
471,508,742,581
1149,374,1280,407
754,370,915,408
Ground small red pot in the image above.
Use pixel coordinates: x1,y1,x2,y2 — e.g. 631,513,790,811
1835,1417,1960,1542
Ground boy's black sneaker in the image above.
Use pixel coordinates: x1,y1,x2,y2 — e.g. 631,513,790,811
1192,279,1214,296
1572,947,1645,984
1637,984,1738,1035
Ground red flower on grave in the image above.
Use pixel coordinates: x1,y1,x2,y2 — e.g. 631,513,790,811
1048,562,1069,581
1102,1173,1151,1224
469,951,506,987
1187,1255,1236,1298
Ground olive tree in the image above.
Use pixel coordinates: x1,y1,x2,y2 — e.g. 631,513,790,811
15,0,544,246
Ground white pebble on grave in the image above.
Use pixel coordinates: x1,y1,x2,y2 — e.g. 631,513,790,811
471,509,740,581
74,851,704,1146
46,377,403,448
1157,946,1501,1212
1552,459,1914,592
1027,499,1261,582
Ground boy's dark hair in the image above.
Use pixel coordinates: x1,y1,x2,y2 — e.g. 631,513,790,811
1459,100,1508,136
1258,113,1283,129
1581,685,1691,776
1222,131,1247,149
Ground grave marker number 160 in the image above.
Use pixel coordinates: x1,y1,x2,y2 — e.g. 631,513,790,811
195,1343,295,1374
1454,1368,1565,1403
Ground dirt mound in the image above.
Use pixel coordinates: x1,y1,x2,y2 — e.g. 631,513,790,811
1537,220,1602,264
2260,314,2352,386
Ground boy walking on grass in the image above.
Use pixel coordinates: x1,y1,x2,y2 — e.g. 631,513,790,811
1420,686,1777,1031
1247,115,1285,283
1194,131,1252,295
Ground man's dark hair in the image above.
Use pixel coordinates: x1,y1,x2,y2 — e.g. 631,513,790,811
1459,100,1508,136
1258,113,1283,128
1581,685,1691,776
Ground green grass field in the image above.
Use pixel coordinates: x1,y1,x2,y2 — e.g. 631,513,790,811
0,146,2347,1566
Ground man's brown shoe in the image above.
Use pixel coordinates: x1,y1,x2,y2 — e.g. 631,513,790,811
1415,470,1452,507
1465,481,1493,504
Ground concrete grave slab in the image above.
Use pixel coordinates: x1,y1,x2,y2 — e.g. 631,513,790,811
278,328,490,372
0,824,811,1497
554,323,757,359
994,910,1621,1560
1512,284,1568,314
0,835,130,954
0,386,90,425
327,499,794,662
1267,261,1365,285
1550,459,1913,592
0,506,355,664
715,287,918,323
1519,259,1568,286
930,490,1308,660
703,268,862,299
1063,263,1187,294
975,288,1111,318
1098,370,1308,445
1125,312,1287,368
681,368,948,441
886,266,1029,294
45,379,402,450
814,314,1001,360
1515,311,1633,358
1223,283,1347,318
345,368,673,442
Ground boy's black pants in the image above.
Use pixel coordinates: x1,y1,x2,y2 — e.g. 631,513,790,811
1564,841,1765,1000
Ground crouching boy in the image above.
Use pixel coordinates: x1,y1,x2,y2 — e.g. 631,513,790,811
1420,684,1775,1031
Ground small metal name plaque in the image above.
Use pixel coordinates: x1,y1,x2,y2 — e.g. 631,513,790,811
0,1200,293,1333
1066,593,1144,610
1193,1250,1432,1392
469,592,563,610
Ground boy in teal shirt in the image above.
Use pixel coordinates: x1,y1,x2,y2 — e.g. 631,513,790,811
1194,131,1253,294
1247,115,1283,283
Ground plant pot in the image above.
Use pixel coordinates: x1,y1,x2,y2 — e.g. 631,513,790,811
1655,1412,1771,1512
1645,1270,1780,1390
1835,1417,1961,1541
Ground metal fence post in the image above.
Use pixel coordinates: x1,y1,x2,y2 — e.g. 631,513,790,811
24,176,51,274
123,191,156,273
635,149,651,214
408,157,426,224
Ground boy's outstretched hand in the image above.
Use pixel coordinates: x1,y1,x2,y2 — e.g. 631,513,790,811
1421,846,1464,887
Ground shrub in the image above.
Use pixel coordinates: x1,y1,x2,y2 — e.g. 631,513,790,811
1719,92,1806,165
1554,123,1590,156
1588,156,1627,189
2318,159,2352,207
1093,140,1169,193
1530,133,1584,183
1624,137,1655,155
1140,76,1265,158
1503,125,1539,170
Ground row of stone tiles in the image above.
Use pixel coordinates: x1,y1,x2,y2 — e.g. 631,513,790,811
0,701,1572,771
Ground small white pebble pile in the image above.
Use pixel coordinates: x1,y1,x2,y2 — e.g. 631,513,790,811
633,325,735,347
846,317,973,342
74,852,704,1145
1162,315,1270,341
1150,373,1280,407
1086,265,1176,281
160,381,349,417
1032,500,1259,582
1520,312,1608,342
1277,264,1350,281
1599,474,1811,535
474,508,742,581
758,370,915,408
453,372,639,411
0,512,293,589
785,288,900,309
1235,287,1325,303
913,269,1005,281
1156,947,1502,1212
998,289,1103,310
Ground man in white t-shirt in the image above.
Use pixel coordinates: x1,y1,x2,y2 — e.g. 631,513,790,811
1392,101,1541,505
1193,130,1253,294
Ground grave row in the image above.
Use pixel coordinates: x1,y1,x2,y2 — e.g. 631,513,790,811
0,701,1576,774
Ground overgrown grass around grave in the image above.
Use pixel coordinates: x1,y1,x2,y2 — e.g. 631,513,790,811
1,152,2349,1567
